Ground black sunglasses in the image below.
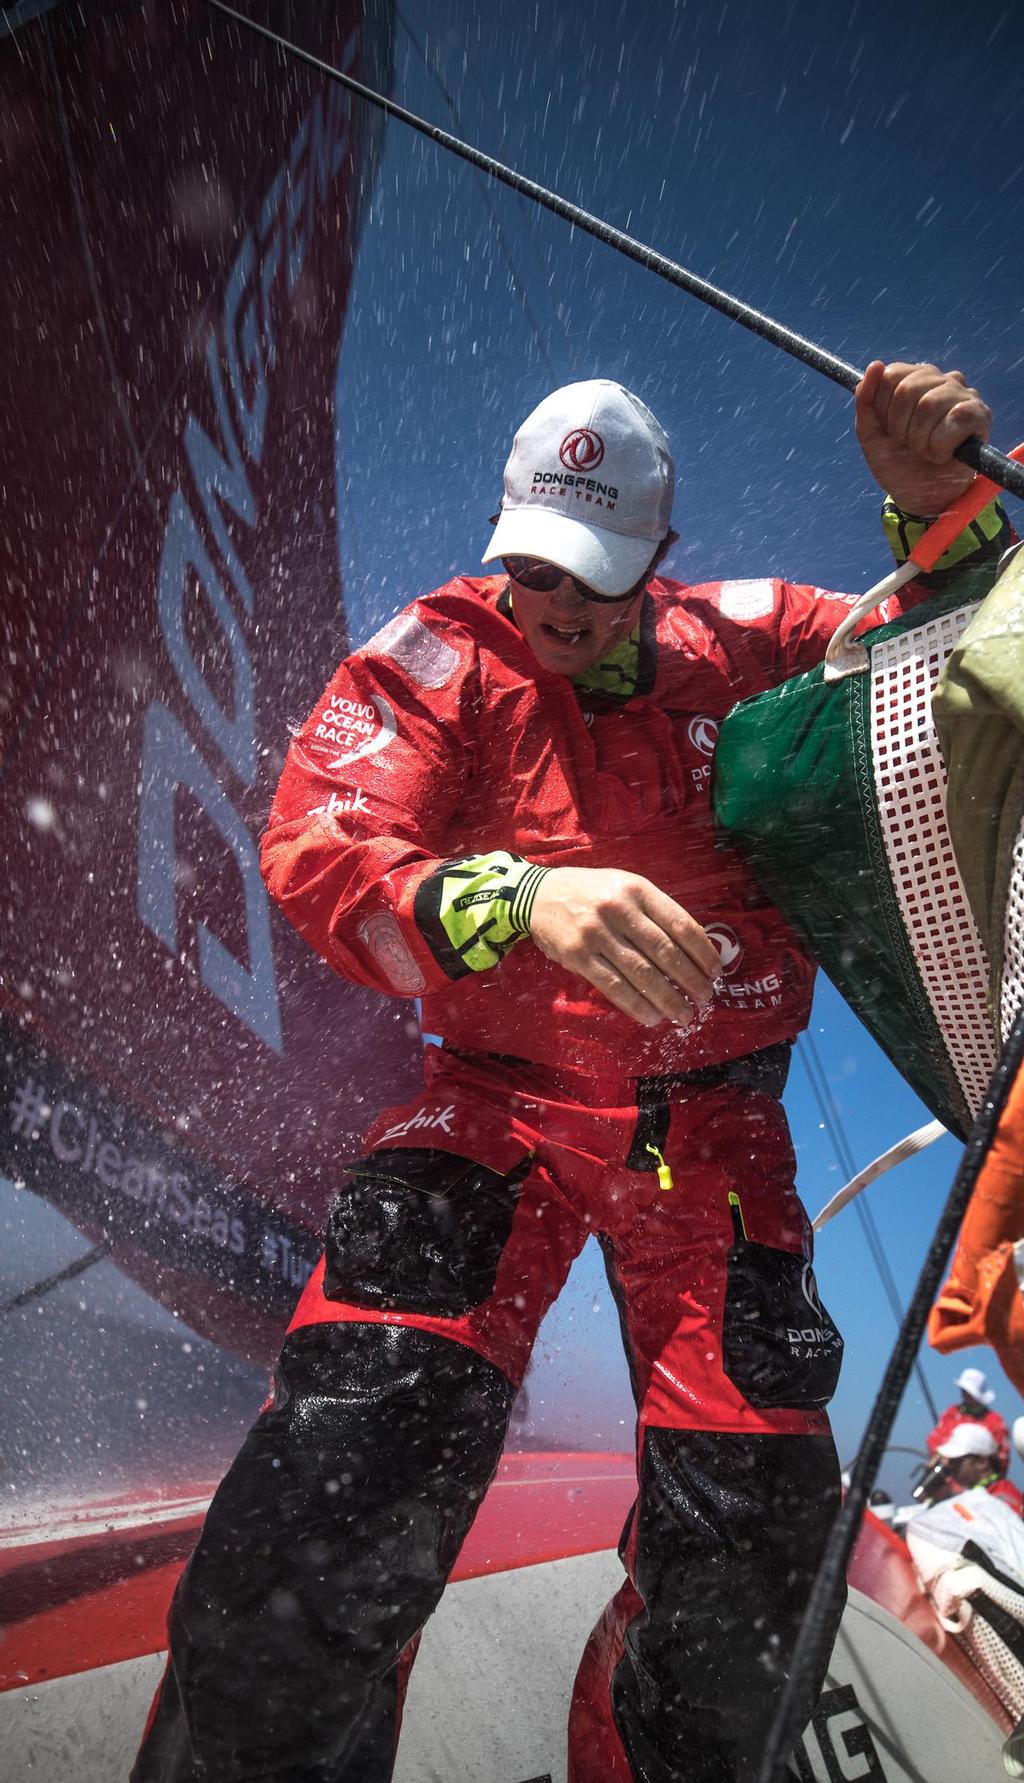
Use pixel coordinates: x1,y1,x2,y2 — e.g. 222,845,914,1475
501,555,647,605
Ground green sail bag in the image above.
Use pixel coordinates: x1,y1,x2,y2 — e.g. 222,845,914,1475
713,567,1001,1141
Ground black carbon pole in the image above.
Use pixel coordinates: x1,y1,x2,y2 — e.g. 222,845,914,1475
0,1237,113,1315
206,0,1024,504
758,999,1024,1783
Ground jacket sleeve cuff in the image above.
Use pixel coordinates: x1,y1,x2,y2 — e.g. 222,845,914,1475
412,851,550,979
882,495,1011,578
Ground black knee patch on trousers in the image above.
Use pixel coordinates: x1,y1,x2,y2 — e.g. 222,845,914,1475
132,1324,514,1782
612,1428,842,1783
323,1146,532,1315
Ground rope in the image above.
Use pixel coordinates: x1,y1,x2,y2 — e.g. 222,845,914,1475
812,1119,947,1232
759,999,1024,1783
822,560,920,682
205,0,1024,505
799,1032,940,1423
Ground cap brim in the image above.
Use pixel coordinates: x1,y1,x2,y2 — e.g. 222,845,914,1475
938,1424,997,1458
482,505,661,598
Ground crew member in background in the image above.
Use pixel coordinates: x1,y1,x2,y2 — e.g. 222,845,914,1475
928,1366,1011,1475
134,361,1005,1783
933,1424,1023,1514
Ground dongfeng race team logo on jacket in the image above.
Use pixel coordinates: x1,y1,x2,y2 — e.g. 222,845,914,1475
800,1261,826,1324
687,715,719,756
787,1260,842,1359
704,922,743,974
312,693,397,769
560,428,604,471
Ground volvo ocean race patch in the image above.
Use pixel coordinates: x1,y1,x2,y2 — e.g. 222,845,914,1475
311,692,397,769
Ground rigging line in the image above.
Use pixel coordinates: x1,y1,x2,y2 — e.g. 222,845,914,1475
799,1031,939,1424
205,0,1024,505
1,1238,113,1316
760,998,1024,1783
839,1444,930,1467
799,1031,856,1175
395,4,570,380
797,1031,940,1425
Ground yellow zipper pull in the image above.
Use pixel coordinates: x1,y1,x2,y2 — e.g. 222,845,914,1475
728,1191,747,1241
646,1142,674,1192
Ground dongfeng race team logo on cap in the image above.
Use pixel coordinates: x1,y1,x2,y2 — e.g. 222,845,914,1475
560,428,605,471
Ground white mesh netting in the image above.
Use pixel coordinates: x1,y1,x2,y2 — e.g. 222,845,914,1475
929,1567,1024,1725
907,1511,1024,1725
964,1583,1024,1723
1001,813,1024,1045
870,605,997,1117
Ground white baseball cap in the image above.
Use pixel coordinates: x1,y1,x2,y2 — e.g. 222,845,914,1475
956,1366,996,1405
937,1422,998,1461
482,380,675,597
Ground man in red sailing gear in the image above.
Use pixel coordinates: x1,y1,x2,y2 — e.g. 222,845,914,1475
932,1424,1023,1515
134,361,1005,1783
927,1366,1011,1476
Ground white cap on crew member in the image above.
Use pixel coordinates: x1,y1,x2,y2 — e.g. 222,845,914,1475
482,379,675,597
936,1422,998,1461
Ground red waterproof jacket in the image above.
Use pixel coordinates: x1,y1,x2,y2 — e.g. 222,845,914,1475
261,571,912,1080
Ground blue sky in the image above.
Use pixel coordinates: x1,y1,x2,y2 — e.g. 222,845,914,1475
331,0,1024,1498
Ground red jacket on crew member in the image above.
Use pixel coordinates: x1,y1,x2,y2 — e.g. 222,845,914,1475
262,570,920,1080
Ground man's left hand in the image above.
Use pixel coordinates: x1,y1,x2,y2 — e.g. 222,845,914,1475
855,360,992,516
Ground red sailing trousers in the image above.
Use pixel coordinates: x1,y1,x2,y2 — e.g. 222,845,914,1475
292,1042,838,1437
134,1042,842,1783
